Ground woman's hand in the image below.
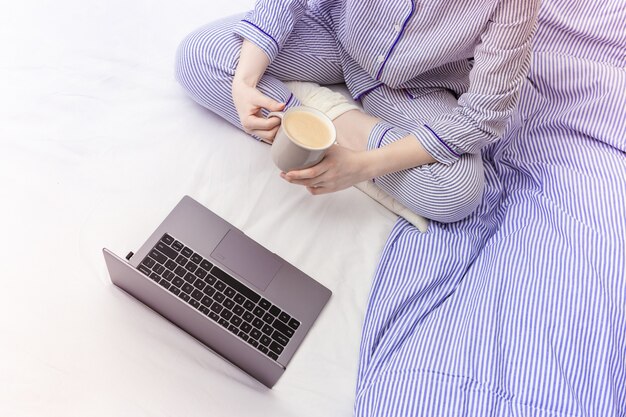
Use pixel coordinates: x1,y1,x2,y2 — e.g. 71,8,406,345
232,80,284,143
280,145,374,194
232,39,284,143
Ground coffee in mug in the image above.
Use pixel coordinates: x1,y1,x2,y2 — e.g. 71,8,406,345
268,107,336,172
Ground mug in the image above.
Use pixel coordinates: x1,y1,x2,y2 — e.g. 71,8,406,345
268,106,336,172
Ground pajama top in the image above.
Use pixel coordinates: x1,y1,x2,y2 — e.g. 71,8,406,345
233,0,540,165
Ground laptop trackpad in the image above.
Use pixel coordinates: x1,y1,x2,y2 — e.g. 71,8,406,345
211,230,282,291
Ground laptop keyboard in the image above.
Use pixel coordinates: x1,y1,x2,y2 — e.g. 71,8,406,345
137,233,300,362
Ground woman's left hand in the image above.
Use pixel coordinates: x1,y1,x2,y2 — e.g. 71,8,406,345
280,144,371,195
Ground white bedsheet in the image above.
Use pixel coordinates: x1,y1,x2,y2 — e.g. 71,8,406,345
0,1,397,415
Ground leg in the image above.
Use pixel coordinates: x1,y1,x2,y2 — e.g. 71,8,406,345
174,13,343,136
356,86,484,223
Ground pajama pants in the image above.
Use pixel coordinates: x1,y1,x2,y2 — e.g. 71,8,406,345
175,12,485,223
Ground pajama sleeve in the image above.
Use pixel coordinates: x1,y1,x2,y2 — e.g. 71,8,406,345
233,0,309,63
415,0,540,165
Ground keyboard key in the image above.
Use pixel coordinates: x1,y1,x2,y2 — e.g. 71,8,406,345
174,266,186,277
162,271,175,282
243,312,253,322
223,299,235,310
278,312,291,323
162,234,174,245
153,264,165,275
175,255,187,266
172,277,184,288
220,309,233,321
193,280,206,290
201,296,213,308
179,293,190,302
210,266,261,303
169,286,181,296
149,273,160,282
194,268,208,279
185,262,197,273
260,335,271,347
240,322,252,334
252,318,264,329
165,259,177,270
159,279,170,289
155,241,178,259
288,318,300,330
203,286,216,297
189,299,200,309
214,292,225,303
172,240,184,251
233,305,244,316
191,289,204,301
141,257,155,269
269,305,281,317
262,312,274,324
239,332,249,342
224,287,236,298
249,339,259,348
273,320,295,338
230,316,242,327
210,303,223,314
218,318,229,328
209,312,219,322
191,253,203,264
138,265,151,276
259,298,271,310
268,352,279,361
258,345,269,354
261,324,273,336
181,247,193,258
269,341,284,355
149,250,167,264
250,329,262,340
214,280,226,292
205,274,216,285
183,272,196,284
253,306,265,317
228,325,238,334
199,306,210,315
234,294,245,305
243,300,255,311
200,259,213,270
271,330,289,346
181,283,194,294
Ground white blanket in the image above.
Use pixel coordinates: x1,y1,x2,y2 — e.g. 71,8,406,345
0,1,397,415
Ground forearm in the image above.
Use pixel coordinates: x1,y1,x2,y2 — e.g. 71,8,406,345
364,134,437,180
233,39,270,88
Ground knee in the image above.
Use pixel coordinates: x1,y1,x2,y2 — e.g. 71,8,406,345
174,20,240,95
424,157,484,224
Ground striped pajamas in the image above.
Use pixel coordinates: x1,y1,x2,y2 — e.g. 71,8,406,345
175,0,540,223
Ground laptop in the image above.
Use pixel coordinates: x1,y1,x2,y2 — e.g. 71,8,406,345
103,195,331,388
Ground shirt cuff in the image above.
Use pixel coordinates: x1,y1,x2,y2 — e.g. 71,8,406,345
414,124,462,166
233,19,280,62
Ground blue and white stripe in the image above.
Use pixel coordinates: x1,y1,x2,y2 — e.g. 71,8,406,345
355,0,626,415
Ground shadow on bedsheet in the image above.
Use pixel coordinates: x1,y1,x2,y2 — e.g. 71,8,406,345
354,1,626,416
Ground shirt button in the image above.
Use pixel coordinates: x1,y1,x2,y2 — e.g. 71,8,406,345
377,55,385,63
394,24,402,32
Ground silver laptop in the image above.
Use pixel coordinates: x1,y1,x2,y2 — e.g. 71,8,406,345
103,195,331,388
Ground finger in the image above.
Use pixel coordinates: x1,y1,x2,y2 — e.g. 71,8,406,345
307,186,331,195
253,90,285,112
284,163,329,181
245,115,281,130
251,126,280,142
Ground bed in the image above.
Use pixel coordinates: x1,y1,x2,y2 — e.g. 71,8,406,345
1,0,624,416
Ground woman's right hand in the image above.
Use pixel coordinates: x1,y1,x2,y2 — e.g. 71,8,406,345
232,80,285,144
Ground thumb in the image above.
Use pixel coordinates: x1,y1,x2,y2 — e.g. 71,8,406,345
254,90,285,112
